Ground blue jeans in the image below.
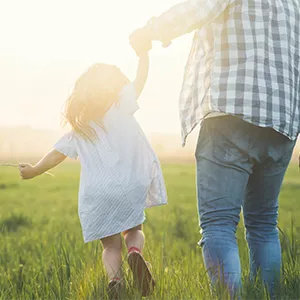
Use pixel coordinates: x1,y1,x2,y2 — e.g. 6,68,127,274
195,116,296,297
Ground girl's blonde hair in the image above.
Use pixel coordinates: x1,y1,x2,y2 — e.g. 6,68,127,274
62,63,129,140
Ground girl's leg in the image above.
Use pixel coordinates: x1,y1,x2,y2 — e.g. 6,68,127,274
101,234,123,280
123,224,145,252
123,224,154,296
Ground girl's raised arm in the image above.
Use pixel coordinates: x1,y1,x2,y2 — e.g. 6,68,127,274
19,149,66,179
134,53,149,99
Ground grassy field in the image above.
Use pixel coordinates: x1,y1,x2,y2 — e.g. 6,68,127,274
0,162,299,300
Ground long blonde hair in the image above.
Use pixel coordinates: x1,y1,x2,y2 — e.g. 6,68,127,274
62,64,129,140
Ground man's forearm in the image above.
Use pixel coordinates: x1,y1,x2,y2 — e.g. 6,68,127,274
145,0,234,45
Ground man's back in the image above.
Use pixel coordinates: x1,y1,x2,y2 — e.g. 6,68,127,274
138,0,300,145
207,0,300,136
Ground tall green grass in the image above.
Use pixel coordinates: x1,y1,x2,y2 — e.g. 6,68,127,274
0,163,299,299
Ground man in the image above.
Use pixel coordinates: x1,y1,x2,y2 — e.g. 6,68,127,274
130,0,300,297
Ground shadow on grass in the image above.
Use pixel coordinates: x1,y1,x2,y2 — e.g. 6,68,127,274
0,183,19,190
0,213,32,232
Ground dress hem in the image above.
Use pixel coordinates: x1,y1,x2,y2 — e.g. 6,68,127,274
82,202,167,243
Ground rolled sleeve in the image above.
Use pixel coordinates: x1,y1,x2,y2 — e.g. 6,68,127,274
146,0,234,45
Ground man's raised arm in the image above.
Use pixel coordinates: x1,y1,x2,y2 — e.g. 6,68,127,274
130,0,234,53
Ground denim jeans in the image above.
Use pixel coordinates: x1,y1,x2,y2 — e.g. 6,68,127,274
195,116,296,297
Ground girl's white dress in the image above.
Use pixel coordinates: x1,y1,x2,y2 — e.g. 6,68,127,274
54,83,168,242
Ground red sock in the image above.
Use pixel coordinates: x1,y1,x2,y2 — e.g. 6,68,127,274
128,246,141,254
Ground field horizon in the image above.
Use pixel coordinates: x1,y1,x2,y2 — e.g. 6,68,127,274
1,125,299,165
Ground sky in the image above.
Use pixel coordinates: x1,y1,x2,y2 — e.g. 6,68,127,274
0,0,193,135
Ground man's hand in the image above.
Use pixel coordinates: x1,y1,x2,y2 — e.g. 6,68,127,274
19,163,38,180
129,27,152,57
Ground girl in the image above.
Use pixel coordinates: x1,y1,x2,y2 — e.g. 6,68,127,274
18,52,167,298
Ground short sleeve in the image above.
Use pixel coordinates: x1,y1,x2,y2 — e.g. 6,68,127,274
54,132,78,159
118,83,139,115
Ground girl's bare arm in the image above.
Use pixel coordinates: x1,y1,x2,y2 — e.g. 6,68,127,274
19,149,66,179
134,53,149,98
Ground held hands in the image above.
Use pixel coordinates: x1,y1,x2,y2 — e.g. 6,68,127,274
129,26,152,57
18,163,37,180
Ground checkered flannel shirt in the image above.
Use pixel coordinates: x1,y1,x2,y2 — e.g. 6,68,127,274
146,0,300,146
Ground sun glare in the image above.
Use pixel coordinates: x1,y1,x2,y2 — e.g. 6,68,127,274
1,0,191,137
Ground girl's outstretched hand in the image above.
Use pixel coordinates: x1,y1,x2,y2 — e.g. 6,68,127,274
19,163,37,180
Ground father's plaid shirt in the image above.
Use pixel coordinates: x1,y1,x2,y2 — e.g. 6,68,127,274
147,0,300,146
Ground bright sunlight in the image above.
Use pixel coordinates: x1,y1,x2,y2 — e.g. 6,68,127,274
0,0,192,134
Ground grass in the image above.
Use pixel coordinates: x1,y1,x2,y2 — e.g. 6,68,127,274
0,162,299,299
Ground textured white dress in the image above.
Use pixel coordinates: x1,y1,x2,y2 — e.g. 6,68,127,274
54,83,168,242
